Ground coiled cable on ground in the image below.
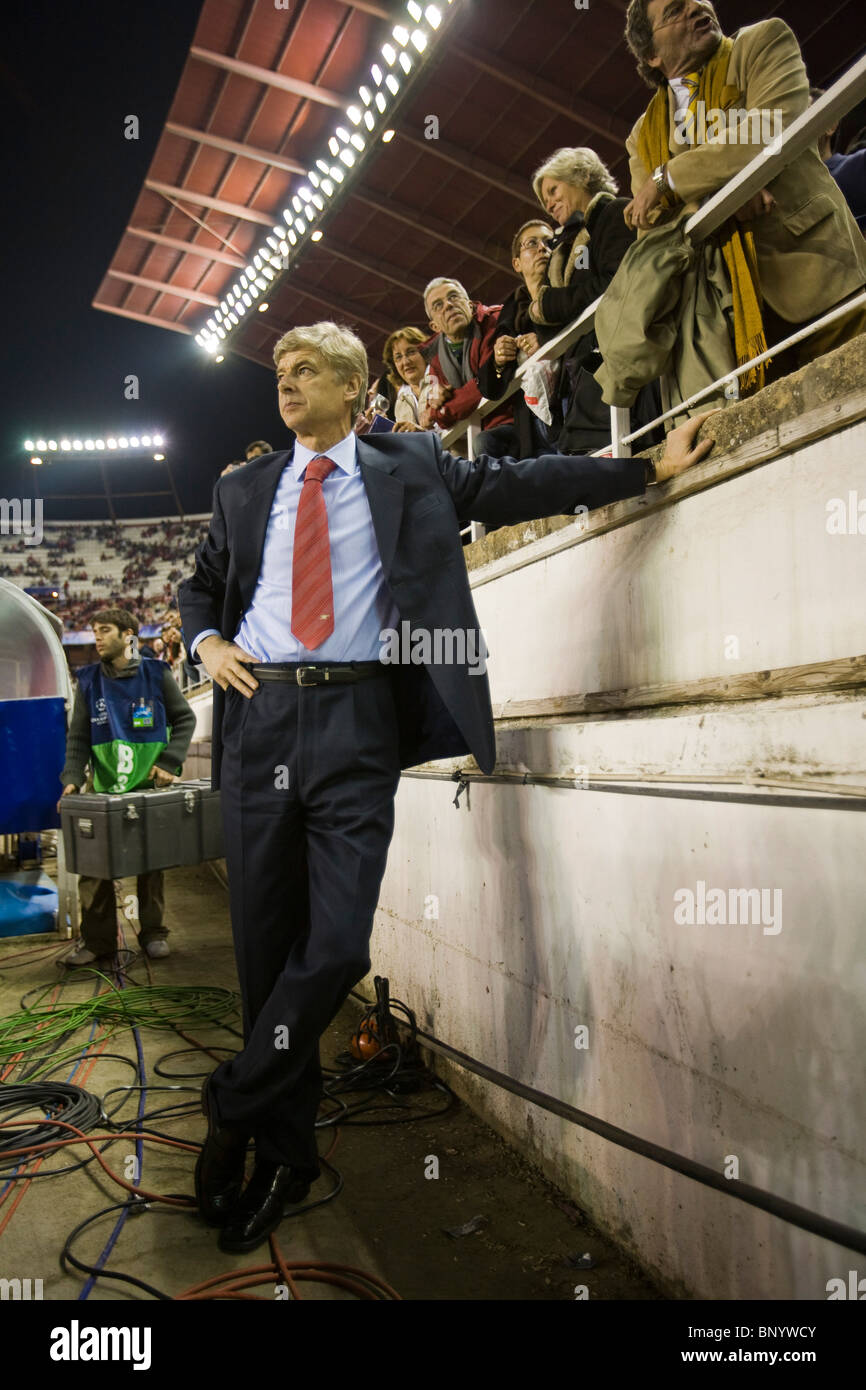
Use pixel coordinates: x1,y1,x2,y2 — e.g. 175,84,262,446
0,1081,102,1170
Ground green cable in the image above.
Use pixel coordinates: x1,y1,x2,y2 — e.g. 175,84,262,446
0,980,240,1077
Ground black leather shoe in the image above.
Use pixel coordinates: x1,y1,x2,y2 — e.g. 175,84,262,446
218,1160,315,1253
195,1075,250,1228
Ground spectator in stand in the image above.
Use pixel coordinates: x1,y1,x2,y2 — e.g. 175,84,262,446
162,618,200,689
353,375,397,434
373,371,399,420
382,327,429,432
245,440,274,461
221,460,244,477
162,622,183,666
419,278,513,435
476,221,558,458
529,149,662,452
613,0,866,403
811,87,866,234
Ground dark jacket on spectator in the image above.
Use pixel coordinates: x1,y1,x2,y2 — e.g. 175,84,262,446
533,195,633,329
531,193,661,452
476,284,562,458
373,371,399,421
826,150,866,233
422,302,512,432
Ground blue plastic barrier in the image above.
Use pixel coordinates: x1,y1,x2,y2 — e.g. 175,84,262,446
0,697,66,833
0,878,58,937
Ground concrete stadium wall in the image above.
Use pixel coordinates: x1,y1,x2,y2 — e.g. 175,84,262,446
368,343,866,1300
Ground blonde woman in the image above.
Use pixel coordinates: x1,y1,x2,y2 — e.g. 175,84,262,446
528,146,661,451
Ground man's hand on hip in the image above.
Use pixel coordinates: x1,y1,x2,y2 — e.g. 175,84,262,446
654,411,722,483
197,635,260,696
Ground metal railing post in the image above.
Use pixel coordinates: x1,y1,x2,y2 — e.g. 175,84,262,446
660,373,672,420
464,417,486,543
611,407,632,457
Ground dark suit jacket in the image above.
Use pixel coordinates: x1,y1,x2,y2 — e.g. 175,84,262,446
177,432,650,784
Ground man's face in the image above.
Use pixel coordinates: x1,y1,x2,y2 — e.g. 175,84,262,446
245,445,266,460
645,0,722,80
512,224,554,285
426,282,473,340
93,623,130,663
276,348,361,438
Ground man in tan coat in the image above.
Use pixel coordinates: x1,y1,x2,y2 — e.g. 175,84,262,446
622,0,866,376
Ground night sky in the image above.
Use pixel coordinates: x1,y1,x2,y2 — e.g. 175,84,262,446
1,1,286,522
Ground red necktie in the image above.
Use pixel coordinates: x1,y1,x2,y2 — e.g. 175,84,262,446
291,455,337,650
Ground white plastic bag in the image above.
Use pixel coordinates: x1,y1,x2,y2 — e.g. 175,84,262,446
520,354,558,425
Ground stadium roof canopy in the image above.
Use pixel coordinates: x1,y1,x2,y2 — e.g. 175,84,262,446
93,0,864,371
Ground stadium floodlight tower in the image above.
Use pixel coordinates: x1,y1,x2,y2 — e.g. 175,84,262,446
20,432,182,521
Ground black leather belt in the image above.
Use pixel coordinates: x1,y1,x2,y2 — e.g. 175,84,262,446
249,661,389,686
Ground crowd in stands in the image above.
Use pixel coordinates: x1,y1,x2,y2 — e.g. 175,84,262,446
349,3,866,453
5,515,211,689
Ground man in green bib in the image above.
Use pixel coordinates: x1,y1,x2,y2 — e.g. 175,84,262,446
58,607,196,966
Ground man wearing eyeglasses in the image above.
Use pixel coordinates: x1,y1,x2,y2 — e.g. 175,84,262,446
621,0,866,378
419,278,513,435
475,220,557,459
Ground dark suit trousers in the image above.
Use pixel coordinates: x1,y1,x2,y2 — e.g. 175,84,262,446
209,669,402,1173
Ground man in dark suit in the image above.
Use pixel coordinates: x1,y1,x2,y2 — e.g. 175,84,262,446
178,320,716,1254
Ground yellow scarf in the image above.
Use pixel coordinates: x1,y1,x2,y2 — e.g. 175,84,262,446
637,37,768,392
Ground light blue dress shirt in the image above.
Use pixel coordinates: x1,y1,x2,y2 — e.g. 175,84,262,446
190,432,399,663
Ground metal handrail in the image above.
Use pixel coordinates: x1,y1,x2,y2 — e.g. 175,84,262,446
618,288,866,450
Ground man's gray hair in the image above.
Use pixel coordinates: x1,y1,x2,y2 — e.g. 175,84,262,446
531,147,619,208
272,321,368,421
423,277,471,316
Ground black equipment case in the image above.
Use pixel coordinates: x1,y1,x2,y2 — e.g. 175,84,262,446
60,779,223,878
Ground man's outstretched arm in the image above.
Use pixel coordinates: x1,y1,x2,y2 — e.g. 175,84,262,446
436,414,720,529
